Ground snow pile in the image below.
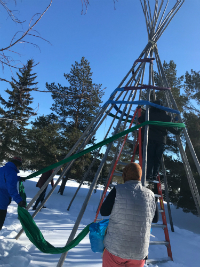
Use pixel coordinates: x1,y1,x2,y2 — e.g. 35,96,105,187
0,236,31,266
0,171,199,266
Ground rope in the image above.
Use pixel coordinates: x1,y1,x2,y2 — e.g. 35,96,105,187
108,112,134,123
113,104,133,119
134,58,155,63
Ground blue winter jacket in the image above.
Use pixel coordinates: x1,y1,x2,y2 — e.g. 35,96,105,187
0,162,23,210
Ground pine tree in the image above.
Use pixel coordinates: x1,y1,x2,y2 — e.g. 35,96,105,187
184,69,200,114
154,60,188,111
176,112,200,214
180,71,200,213
25,114,64,170
46,57,104,194
154,60,200,214
153,61,187,207
0,59,37,162
46,57,103,131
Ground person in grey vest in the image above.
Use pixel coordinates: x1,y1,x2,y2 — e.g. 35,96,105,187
100,162,157,267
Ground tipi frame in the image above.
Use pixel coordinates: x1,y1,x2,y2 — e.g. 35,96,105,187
15,1,200,266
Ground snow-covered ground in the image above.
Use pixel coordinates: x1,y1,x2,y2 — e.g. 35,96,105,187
0,171,200,267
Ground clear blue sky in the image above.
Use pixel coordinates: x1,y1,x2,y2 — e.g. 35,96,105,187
1,0,200,118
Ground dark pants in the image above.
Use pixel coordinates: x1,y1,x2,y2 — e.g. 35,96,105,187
0,209,7,231
146,140,165,180
34,186,47,209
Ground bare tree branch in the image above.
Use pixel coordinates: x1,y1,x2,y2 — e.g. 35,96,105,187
113,0,119,10
0,58,20,69
18,40,42,52
0,0,53,52
81,0,89,14
0,0,24,24
26,33,51,45
80,0,118,14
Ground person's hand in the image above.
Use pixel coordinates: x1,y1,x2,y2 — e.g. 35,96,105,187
18,200,26,208
174,116,179,121
176,128,183,135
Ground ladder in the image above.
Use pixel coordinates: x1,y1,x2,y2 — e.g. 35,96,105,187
94,106,173,265
147,175,173,265
134,107,173,264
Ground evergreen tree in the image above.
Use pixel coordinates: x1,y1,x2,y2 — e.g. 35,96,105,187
184,69,200,114
153,61,185,209
25,114,64,170
46,57,103,131
0,59,37,162
176,112,200,214
46,57,104,194
180,71,200,213
154,60,200,214
154,60,188,111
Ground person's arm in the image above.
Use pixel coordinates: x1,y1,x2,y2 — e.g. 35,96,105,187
138,113,145,123
6,171,23,204
165,114,182,135
100,187,116,216
167,127,182,135
51,179,54,188
50,169,54,187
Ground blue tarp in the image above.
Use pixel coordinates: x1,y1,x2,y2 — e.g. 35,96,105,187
103,100,180,115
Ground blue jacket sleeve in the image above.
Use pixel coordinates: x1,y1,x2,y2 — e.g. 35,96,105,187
6,171,23,204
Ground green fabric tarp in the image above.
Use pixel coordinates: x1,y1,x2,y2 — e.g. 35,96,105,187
17,120,185,254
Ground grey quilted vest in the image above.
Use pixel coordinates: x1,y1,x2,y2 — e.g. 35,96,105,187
104,180,156,260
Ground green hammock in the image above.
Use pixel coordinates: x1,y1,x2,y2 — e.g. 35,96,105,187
18,206,91,254
18,182,91,254
17,120,185,254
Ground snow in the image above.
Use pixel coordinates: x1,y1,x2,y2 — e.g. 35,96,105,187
0,170,199,266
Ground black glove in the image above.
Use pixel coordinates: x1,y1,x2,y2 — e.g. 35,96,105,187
176,128,183,135
20,178,26,182
18,200,26,208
